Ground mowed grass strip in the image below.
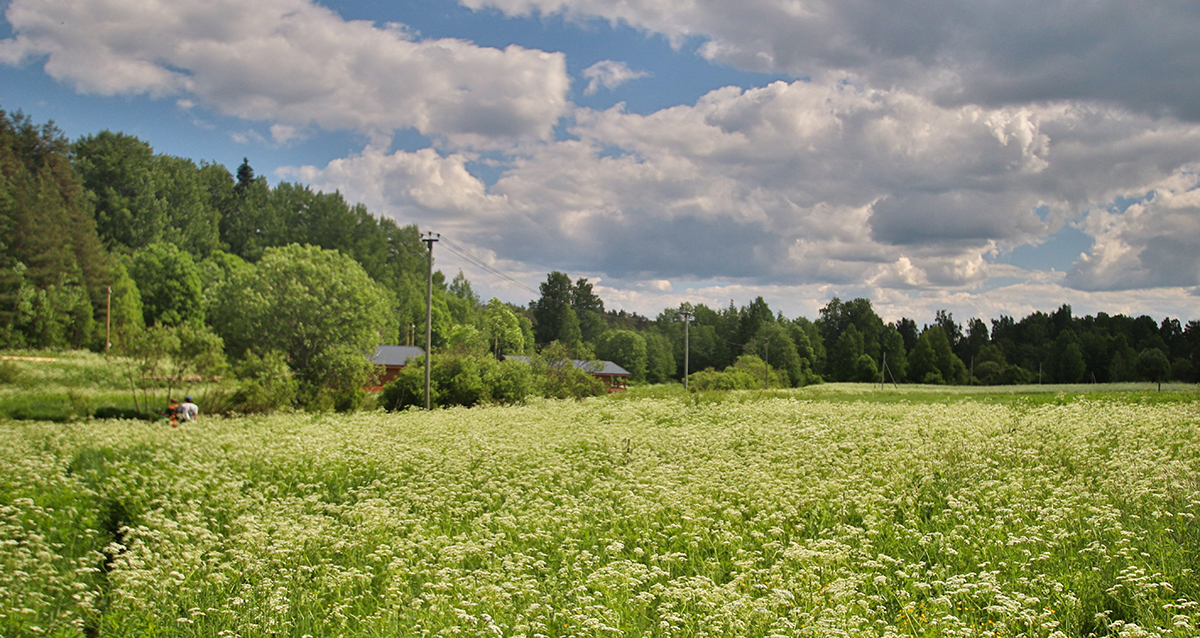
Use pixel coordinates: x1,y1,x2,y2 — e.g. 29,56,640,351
2,395,1198,637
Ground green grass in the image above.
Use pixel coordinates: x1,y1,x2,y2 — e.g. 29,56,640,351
0,350,225,421
2,394,1199,637
619,380,1200,406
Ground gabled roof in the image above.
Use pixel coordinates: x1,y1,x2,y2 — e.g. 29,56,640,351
501,355,632,377
369,345,425,367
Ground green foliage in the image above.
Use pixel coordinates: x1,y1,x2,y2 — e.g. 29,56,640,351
105,258,144,350
430,353,491,408
596,329,648,383
531,271,576,347
879,324,907,382
72,131,164,250
116,324,180,413
160,322,227,402
484,358,535,404
533,341,606,399
643,330,676,384
222,350,297,414
571,276,606,344
379,355,534,411
1136,348,1171,386
689,355,787,391
379,365,429,411
444,323,488,356
688,366,760,391
0,359,18,384
0,109,109,349
818,297,884,372
853,352,879,382
128,242,204,327
3,385,1200,634
483,297,524,356
745,322,808,387
209,244,396,408
973,360,1004,385
830,324,866,380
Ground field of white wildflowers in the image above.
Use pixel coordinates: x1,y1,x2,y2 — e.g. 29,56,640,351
2,395,1198,637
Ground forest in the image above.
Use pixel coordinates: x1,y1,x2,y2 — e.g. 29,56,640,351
2,107,1197,410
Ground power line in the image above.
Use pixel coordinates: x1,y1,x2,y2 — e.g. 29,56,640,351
437,235,540,297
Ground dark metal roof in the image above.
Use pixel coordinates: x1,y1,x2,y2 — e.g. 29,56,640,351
501,355,632,376
369,345,425,367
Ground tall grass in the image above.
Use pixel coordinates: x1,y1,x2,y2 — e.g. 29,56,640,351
0,351,225,421
2,394,1198,636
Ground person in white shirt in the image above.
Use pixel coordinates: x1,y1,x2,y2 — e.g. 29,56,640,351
179,396,199,422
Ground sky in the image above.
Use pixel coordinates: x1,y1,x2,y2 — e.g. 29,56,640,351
2,0,1199,325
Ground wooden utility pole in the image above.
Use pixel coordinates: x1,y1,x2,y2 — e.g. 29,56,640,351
681,307,692,391
422,232,439,410
764,339,769,389
105,286,112,351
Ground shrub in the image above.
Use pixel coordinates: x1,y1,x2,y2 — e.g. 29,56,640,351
225,351,297,414
999,364,1034,385
853,353,879,383
432,353,492,408
485,358,535,405
380,366,432,411
974,360,1004,385
0,360,18,384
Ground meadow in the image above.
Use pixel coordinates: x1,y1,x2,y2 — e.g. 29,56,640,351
2,383,1199,637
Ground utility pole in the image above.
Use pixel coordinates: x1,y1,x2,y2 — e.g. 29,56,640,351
105,286,112,352
422,232,439,410
764,339,769,390
680,307,692,391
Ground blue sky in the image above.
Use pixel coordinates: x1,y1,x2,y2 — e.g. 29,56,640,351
3,0,1199,322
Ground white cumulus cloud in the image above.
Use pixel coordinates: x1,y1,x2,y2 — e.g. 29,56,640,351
292,78,1200,301
460,0,1200,121
582,60,649,95
0,0,570,145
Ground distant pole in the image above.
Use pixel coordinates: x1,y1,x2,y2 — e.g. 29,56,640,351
764,340,769,389
681,307,692,391
881,351,886,389
422,232,439,410
105,286,112,351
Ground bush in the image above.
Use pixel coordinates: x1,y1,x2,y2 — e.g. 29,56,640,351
999,364,1033,385
853,354,879,383
974,360,1004,385
224,351,297,414
920,370,945,385
485,358,535,404
380,366,431,411
0,360,18,384
432,354,492,408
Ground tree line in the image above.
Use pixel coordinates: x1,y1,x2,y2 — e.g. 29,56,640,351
521,274,1197,390
2,107,1196,413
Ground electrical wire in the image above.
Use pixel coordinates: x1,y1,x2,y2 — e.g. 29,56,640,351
437,235,540,297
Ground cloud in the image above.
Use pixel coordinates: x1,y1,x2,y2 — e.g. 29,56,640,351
270,124,301,145
461,0,1200,121
582,60,649,95
292,79,1200,302
278,145,509,236
0,0,570,145
1067,171,1200,291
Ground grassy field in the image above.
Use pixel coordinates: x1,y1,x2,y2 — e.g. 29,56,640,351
0,350,225,421
2,377,1199,637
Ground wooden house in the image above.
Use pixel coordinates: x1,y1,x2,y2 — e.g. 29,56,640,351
366,345,425,390
501,355,632,392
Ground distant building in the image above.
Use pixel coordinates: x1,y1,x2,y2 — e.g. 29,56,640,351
501,355,632,392
367,345,425,390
